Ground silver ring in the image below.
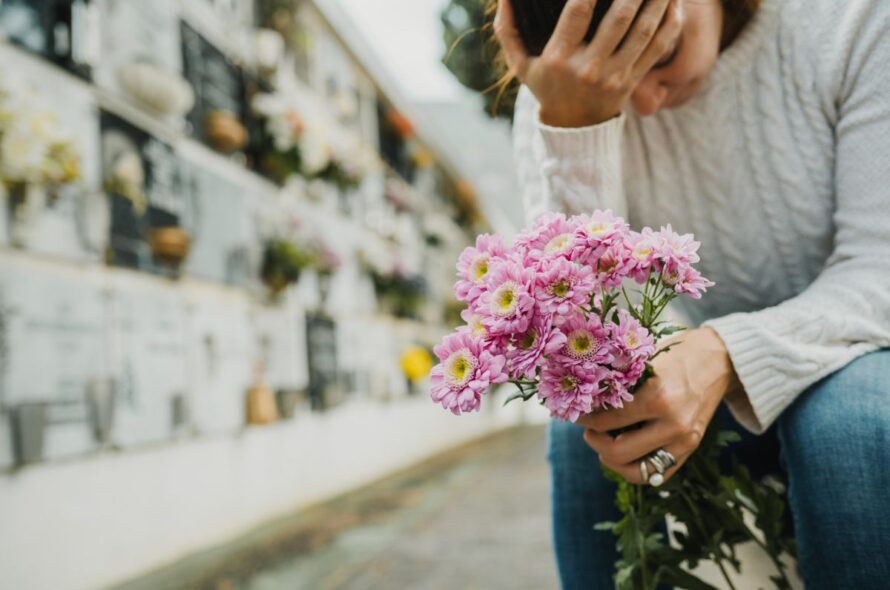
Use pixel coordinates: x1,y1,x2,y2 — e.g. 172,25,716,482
649,454,666,474
656,449,677,469
639,459,649,483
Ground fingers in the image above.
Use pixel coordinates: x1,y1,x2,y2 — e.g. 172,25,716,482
591,437,687,485
613,0,672,66
582,419,682,466
543,0,598,58
633,0,683,76
585,0,646,58
494,0,531,78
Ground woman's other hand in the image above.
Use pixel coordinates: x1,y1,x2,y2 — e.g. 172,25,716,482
494,0,682,128
576,327,741,484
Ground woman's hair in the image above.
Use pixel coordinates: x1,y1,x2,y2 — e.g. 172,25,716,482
486,0,761,112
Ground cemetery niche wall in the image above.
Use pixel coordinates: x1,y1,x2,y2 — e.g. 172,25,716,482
0,0,483,470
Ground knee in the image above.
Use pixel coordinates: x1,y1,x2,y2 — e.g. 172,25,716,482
779,350,890,478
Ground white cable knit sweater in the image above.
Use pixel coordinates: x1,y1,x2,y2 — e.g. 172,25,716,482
513,0,890,433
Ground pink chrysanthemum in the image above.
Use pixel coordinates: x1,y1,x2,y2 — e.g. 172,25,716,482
454,234,506,303
572,210,629,265
626,228,660,284
506,316,568,380
475,259,536,337
609,310,656,359
661,259,715,299
553,311,613,367
535,257,596,315
653,225,702,265
593,240,635,289
599,372,636,409
514,212,581,264
430,331,508,415
538,361,610,422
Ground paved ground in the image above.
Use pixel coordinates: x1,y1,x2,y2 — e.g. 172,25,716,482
115,426,559,590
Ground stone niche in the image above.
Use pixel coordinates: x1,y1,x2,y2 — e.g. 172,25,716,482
0,256,107,463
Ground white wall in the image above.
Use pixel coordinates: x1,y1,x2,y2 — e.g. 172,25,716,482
0,394,535,590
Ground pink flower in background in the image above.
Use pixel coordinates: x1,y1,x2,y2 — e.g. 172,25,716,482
430,331,508,415
475,259,536,337
506,316,567,380
535,257,596,316
454,234,506,303
554,311,613,367
538,361,609,422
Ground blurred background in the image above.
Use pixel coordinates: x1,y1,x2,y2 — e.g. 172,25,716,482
0,0,558,588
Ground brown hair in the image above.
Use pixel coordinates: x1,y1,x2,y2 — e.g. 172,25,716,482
486,0,762,113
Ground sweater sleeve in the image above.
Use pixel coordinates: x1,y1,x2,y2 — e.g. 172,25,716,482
703,2,890,433
512,85,628,227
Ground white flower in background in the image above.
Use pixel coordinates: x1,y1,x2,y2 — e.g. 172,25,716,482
0,85,80,189
0,119,50,183
299,125,332,176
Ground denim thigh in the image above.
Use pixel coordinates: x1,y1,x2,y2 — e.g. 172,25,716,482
777,349,890,590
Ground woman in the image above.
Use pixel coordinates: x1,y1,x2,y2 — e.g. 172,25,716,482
492,0,890,588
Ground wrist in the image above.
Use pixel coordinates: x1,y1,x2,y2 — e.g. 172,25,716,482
538,107,621,129
699,327,742,399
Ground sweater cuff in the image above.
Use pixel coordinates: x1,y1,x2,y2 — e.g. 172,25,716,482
536,112,626,164
702,313,792,434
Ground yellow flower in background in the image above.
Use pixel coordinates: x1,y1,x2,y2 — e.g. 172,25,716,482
401,346,433,383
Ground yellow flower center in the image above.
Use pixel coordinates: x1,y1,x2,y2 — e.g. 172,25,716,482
545,233,573,255
471,255,490,283
549,280,570,298
567,329,600,360
445,349,477,388
519,329,538,350
560,376,579,391
491,281,520,316
625,332,639,349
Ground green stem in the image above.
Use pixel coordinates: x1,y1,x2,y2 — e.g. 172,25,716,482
678,489,738,590
634,485,652,590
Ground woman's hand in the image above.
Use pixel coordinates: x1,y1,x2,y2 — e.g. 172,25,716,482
494,0,682,128
577,327,741,484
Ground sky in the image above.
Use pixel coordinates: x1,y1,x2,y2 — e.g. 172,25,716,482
333,0,473,102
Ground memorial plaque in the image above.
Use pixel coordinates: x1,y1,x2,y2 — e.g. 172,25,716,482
185,293,252,435
100,110,185,270
0,43,102,262
305,313,341,410
254,306,305,392
181,157,252,286
94,0,182,93
0,259,107,460
0,0,98,77
180,21,247,145
107,278,187,447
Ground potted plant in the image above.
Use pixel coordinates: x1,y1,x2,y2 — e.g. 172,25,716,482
205,109,249,154
148,225,192,271
0,85,81,246
261,238,313,297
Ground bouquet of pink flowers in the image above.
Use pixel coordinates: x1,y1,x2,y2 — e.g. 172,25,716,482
431,210,712,421
430,210,797,590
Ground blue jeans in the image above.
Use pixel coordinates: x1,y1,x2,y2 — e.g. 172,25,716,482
548,349,890,590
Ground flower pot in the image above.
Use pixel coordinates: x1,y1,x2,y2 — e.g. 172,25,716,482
86,379,115,445
148,227,191,268
7,184,46,249
275,389,301,420
205,111,248,153
171,393,190,434
246,383,278,425
10,402,48,466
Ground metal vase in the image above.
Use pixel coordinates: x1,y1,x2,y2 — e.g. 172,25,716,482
10,402,49,466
